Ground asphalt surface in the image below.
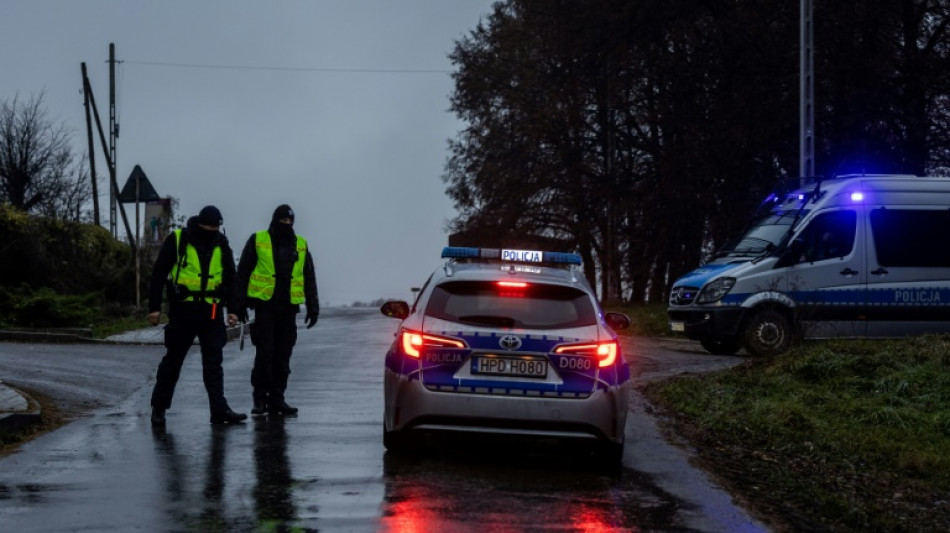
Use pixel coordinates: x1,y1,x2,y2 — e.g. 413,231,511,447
0,310,771,532
0,323,235,432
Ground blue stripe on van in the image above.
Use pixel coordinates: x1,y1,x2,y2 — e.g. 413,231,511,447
721,287,949,308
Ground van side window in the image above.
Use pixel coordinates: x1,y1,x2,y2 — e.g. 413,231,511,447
800,210,857,262
870,208,950,267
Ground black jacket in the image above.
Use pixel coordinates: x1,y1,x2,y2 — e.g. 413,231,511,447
233,223,319,317
147,217,237,321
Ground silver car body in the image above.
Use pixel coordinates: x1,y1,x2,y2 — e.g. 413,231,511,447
382,248,631,453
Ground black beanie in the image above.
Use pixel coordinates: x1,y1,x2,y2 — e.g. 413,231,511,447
198,205,223,226
272,204,294,223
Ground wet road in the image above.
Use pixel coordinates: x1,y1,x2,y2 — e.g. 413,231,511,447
0,308,770,532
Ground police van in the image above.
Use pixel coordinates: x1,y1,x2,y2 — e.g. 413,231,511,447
667,174,950,356
380,247,632,465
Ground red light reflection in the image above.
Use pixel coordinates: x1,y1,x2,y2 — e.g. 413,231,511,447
380,481,627,532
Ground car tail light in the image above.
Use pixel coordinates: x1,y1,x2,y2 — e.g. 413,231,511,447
554,341,619,367
496,280,528,297
400,330,466,358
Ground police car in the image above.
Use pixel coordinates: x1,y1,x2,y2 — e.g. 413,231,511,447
380,247,632,464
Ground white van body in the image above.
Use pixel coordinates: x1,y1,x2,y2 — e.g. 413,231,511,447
667,174,950,356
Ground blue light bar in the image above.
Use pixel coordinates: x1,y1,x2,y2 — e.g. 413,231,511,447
441,247,581,265
542,251,582,265
441,246,483,259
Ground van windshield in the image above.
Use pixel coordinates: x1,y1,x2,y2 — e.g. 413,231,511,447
720,209,807,258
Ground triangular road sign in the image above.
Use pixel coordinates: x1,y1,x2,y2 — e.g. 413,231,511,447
118,165,160,202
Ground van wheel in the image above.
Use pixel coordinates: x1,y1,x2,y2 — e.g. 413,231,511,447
742,310,792,357
700,338,742,356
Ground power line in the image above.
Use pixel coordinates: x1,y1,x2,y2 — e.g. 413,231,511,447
124,60,451,74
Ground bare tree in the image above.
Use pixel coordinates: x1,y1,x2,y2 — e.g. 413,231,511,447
0,92,90,221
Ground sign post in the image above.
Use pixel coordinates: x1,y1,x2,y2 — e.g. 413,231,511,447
119,165,160,308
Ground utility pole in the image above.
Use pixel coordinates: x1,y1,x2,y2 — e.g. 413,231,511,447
81,63,100,226
109,43,119,238
104,43,141,307
107,43,140,307
800,0,815,186
82,67,135,251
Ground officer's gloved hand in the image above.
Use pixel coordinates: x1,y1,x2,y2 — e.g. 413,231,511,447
305,312,318,329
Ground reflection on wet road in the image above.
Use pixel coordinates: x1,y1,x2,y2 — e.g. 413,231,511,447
0,308,768,532
380,441,679,532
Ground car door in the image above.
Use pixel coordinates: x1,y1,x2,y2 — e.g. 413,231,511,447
786,207,867,338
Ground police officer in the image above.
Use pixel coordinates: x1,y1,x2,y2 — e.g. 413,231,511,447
234,204,318,416
148,205,248,426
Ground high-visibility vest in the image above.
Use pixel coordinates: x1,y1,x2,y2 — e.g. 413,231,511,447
169,229,224,304
247,230,307,304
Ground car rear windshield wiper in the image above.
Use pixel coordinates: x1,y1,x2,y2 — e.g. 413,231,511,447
458,315,517,328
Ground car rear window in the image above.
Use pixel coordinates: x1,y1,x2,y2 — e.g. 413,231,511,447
425,280,596,329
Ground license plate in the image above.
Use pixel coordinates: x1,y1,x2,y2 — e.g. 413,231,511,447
670,322,685,332
472,355,547,378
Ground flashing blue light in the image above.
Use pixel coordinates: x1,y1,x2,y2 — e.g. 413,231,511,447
542,251,582,265
851,192,864,201
441,246,581,265
441,246,483,259
798,194,806,200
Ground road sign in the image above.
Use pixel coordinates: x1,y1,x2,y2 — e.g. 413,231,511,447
118,165,159,203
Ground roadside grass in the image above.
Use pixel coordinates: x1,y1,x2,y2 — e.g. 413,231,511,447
90,312,149,339
643,335,950,532
604,303,670,337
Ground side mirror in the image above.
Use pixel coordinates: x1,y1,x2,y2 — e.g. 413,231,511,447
380,300,410,319
604,312,631,331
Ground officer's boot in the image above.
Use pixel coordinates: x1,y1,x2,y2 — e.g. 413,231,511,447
268,395,298,415
251,391,268,416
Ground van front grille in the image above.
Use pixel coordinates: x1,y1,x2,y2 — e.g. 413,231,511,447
669,286,699,305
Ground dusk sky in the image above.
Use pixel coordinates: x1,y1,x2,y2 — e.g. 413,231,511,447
1,1,497,306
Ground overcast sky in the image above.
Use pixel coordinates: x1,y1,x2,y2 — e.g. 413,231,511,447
1,1,497,307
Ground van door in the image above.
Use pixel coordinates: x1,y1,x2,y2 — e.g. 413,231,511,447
865,207,950,337
786,208,866,338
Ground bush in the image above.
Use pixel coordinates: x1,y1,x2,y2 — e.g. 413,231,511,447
0,285,101,328
0,204,145,331
15,288,102,327
0,204,136,301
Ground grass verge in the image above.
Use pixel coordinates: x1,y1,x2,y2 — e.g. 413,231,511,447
643,335,950,532
603,303,670,337
90,313,151,339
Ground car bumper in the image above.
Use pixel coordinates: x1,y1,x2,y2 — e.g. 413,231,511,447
667,307,746,340
385,371,630,444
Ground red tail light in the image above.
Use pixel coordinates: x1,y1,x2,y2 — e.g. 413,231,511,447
496,280,529,297
554,341,618,367
400,330,466,358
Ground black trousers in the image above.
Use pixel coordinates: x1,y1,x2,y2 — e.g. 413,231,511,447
250,305,298,404
150,318,230,416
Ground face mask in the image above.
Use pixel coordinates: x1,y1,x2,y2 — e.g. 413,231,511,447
197,227,219,241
